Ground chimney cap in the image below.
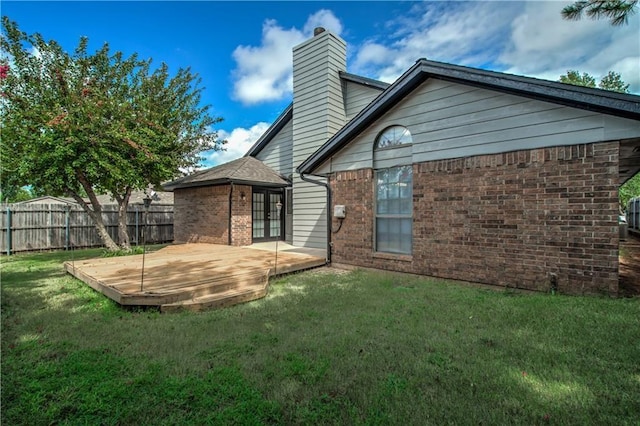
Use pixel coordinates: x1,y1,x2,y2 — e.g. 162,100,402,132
313,27,326,36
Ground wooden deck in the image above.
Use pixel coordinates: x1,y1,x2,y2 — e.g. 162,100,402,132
64,243,326,312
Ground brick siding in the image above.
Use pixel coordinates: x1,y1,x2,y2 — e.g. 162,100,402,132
330,142,620,295
230,185,252,246
173,184,252,246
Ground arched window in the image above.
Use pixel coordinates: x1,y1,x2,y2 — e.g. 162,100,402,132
374,125,412,150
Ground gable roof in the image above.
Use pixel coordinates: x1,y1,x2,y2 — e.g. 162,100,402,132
92,190,174,205
339,71,390,90
14,196,76,205
163,156,289,191
298,59,640,175
245,73,389,159
245,103,293,158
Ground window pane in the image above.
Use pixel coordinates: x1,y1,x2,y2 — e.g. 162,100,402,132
375,125,412,149
375,164,413,255
252,193,265,238
400,199,412,215
377,199,388,214
377,182,387,200
269,193,281,238
388,182,399,199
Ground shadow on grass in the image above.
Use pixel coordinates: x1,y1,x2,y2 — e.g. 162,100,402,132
2,258,639,425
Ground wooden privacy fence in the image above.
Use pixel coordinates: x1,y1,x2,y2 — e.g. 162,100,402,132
1,203,173,254
628,198,640,233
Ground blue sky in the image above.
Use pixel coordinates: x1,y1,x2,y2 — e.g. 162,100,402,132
3,1,639,167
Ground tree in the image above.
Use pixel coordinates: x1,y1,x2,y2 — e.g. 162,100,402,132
1,17,224,250
558,70,630,93
561,0,638,26
620,174,640,211
559,70,597,88
599,70,630,92
0,186,35,203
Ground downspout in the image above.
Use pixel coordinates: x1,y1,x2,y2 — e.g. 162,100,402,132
228,183,234,245
299,173,332,264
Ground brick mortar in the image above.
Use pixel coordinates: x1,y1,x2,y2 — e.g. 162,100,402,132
329,142,619,295
174,184,252,246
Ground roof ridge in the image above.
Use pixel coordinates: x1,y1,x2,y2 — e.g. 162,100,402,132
228,156,252,178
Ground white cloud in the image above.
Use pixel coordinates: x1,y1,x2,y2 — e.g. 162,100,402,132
353,2,522,82
231,10,343,104
499,2,640,92
303,9,343,35
351,1,639,93
202,122,270,167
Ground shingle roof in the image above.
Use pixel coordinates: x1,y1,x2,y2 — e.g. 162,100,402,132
163,156,289,191
298,58,640,175
92,190,174,205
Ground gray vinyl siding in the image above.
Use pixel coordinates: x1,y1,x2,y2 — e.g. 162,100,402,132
320,78,640,173
292,31,346,249
344,81,384,121
255,119,293,177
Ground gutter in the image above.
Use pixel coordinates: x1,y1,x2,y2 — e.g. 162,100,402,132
299,173,332,264
228,183,234,245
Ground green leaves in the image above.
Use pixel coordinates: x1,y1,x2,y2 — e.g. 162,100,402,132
559,70,597,88
559,70,630,94
561,0,638,26
1,16,224,248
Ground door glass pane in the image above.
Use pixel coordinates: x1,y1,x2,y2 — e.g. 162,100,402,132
252,192,264,238
269,193,281,238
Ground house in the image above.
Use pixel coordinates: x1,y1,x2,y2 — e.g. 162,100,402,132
14,190,174,206
166,27,640,295
14,196,77,205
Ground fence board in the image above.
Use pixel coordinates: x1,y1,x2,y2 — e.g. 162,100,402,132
1,203,173,254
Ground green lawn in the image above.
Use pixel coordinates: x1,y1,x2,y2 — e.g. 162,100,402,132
2,249,639,425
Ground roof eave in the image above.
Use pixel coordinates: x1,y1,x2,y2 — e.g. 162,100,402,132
245,103,293,158
421,61,640,120
298,61,425,174
299,59,640,175
339,71,390,90
163,177,289,191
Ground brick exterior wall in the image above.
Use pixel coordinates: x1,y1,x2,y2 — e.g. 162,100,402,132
330,142,620,295
230,185,252,246
173,184,252,246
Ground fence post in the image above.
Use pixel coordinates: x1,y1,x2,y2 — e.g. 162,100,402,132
135,206,139,246
5,206,11,256
65,206,71,251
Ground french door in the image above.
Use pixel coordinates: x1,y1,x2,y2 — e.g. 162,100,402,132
252,189,284,242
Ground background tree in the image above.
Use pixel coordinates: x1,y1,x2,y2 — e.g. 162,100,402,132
0,186,35,203
559,70,630,93
599,70,630,92
561,0,638,25
1,17,224,250
558,69,638,210
620,176,640,211
559,70,597,88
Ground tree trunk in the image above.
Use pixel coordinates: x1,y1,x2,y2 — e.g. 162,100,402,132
116,188,132,250
69,171,122,251
67,191,120,251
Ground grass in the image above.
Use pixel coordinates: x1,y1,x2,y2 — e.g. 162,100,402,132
2,249,640,425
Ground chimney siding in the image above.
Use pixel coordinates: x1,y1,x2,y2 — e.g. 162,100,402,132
292,31,347,249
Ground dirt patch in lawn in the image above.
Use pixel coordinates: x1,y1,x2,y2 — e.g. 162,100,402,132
619,233,640,297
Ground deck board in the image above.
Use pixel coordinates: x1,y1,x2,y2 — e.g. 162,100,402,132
64,243,326,311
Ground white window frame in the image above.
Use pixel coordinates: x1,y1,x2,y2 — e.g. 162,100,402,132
374,165,413,255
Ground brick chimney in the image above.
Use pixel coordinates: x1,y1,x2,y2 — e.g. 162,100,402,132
291,28,347,249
